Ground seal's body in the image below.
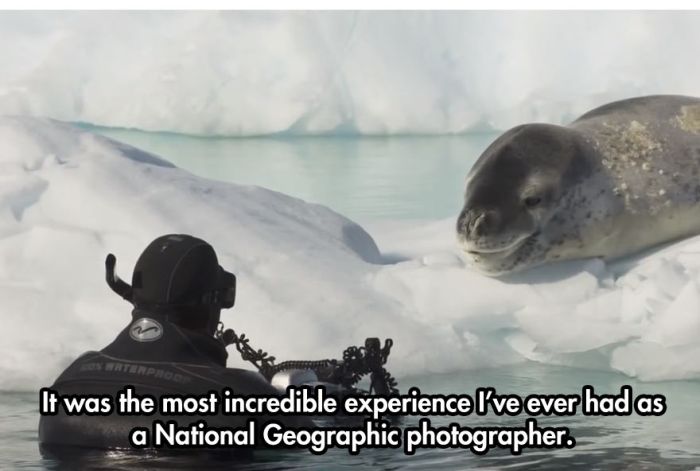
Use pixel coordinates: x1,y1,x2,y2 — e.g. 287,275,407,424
458,95,700,275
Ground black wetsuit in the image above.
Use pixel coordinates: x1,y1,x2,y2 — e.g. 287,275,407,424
39,312,304,452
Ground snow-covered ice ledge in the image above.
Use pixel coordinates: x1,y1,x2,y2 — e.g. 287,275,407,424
1,117,698,391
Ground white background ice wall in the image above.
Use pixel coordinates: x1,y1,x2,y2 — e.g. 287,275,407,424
0,11,699,136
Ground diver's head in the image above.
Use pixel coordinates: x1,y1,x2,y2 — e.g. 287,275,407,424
106,234,236,336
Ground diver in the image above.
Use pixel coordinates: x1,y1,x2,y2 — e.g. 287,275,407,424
39,234,310,453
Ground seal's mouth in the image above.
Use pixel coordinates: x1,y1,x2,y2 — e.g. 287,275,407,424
462,231,539,257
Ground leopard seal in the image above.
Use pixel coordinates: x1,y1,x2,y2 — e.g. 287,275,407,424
457,95,700,275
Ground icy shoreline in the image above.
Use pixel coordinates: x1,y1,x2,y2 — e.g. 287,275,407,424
1,117,699,391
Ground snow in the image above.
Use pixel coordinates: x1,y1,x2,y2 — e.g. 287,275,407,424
1,118,700,391
2,11,700,136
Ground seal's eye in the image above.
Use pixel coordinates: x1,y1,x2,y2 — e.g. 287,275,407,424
524,196,542,208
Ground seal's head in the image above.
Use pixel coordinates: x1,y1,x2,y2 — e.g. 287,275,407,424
457,124,592,275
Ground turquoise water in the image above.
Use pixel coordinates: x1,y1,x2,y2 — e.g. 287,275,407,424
93,128,498,222
5,129,700,470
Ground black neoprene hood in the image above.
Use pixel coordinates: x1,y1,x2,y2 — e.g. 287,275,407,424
131,234,220,307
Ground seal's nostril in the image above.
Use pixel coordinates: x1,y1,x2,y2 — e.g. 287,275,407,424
458,209,474,234
472,213,483,234
470,213,488,235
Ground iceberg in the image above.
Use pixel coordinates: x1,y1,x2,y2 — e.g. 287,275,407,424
0,11,699,136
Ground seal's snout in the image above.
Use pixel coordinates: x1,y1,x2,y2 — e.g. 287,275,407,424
472,210,500,237
458,208,500,239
